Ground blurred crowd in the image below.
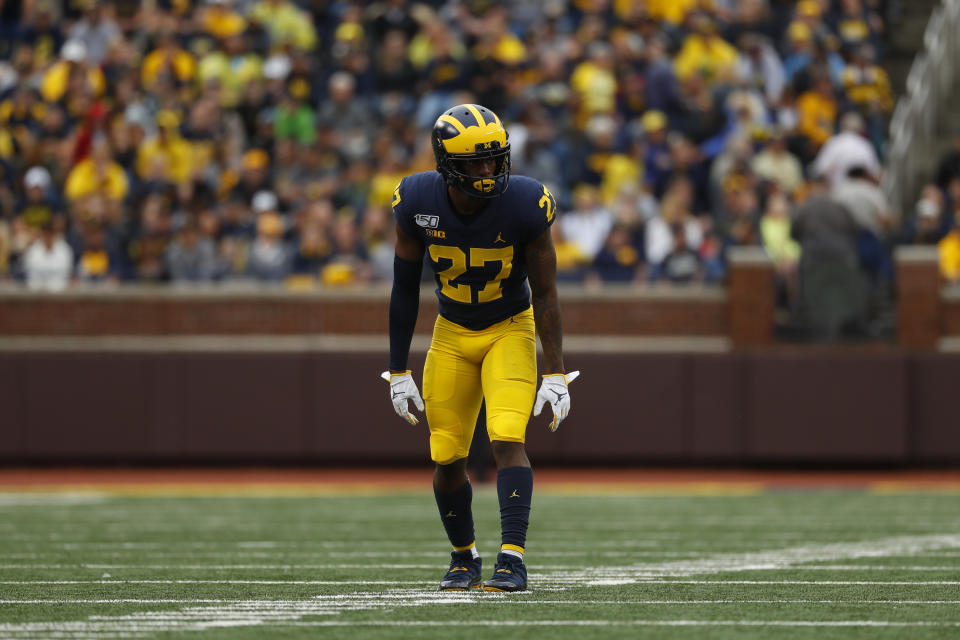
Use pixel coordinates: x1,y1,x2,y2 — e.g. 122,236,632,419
0,0,913,307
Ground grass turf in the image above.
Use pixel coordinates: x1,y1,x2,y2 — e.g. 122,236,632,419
1,487,959,638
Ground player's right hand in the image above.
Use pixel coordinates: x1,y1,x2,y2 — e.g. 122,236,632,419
380,370,425,425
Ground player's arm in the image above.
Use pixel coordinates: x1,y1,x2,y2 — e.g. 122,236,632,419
526,227,580,431
389,224,425,373
381,224,426,425
525,227,564,374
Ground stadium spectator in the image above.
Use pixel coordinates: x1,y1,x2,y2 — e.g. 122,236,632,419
0,216,10,278
645,176,704,268
935,130,960,190
141,33,197,91
737,33,786,105
791,177,868,339
593,224,642,283
317,71,375,159
760,191,801,305
796,72,838,158
551,221,589,283
23,218,72,291
16,166,61,232
167,221,217,284
197,31,262,109
906,185,950,245
361,205,394,282
937,218,960,284
0,0,900,302
40,39,105,104
321,214,370,286
67,2,121,66
569,42,617,125
64,135,128,208
560,185,614,264
249,0,318,52
650,222,703,284
812,112,881,188
73,220,119,284
136,111,193,186
841,44,892,152
673,13,740,88
752,128,804,196
246,203,291,282
198,0,247,41
642,35,681,117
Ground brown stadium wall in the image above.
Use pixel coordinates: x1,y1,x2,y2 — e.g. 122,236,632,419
0,287,729,338
4,249,960,465
2,348,960,465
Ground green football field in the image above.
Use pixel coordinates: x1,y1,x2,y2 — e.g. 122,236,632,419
2,486,960,639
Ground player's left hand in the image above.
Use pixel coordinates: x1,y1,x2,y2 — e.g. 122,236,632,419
380,370,425,425
533,370,580,432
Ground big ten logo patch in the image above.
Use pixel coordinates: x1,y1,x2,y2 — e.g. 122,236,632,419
426,229,446,238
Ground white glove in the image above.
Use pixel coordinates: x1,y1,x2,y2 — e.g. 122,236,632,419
533,370,580,432
380,370,424,425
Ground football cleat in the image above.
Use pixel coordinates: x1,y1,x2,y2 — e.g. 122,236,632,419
483,552,528,592
439,551,483,591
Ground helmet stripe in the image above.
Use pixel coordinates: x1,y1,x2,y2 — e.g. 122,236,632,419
438,114,466,134
465,104,486,127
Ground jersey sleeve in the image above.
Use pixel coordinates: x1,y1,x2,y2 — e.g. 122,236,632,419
520,179,558,241
391,177,420,238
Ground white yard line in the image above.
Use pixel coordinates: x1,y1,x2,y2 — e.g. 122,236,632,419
0,580,433,585
201,619,960,627
0,494,106,506
1,563,957,571
535,533,960,585
649,580,960,585
3,579,960,586
1,619,959,634
4,598,960,605
5,532,960,638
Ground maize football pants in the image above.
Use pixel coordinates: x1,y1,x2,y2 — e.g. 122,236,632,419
422,307,537,465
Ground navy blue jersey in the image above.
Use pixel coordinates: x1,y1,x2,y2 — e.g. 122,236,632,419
393,172,557,330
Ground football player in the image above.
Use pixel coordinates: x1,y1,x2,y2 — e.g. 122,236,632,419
381,104,579,592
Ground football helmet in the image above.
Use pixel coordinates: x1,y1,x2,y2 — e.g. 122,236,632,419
432,104,511,199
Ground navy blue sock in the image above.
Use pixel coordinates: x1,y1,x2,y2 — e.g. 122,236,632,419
434,481,476,553
496,466,533,558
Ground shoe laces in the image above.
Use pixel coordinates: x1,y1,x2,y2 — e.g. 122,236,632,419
448,550,474,572
493,555,522,575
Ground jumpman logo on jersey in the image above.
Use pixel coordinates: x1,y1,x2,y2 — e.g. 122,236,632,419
445,510,456,518
494,232,507,243
509,489,520,499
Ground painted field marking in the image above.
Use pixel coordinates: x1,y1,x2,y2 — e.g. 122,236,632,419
3,533,959,589
535,532,960,585
5,532,960,638
0,580,434,585
197,620,960,628
2,619,960,633
4,599,960,605
1,563,958,571
0,493,106,506
3,579,960,586
648,580,960,585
